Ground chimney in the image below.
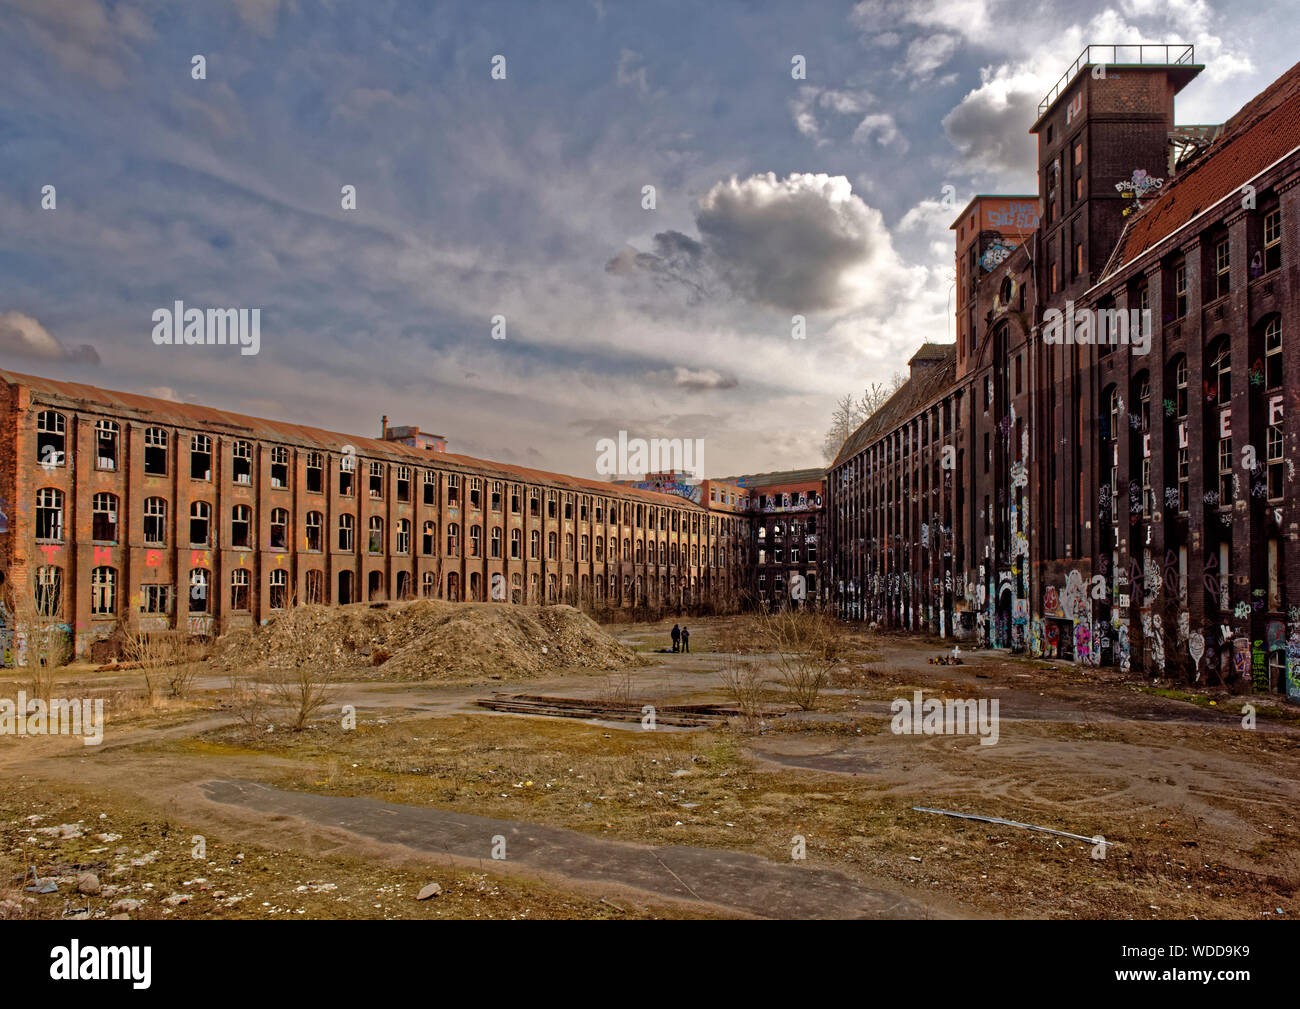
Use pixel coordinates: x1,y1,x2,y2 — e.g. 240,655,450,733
381,415,388,439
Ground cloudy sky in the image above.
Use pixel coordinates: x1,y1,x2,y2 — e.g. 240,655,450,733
0,0,1290,477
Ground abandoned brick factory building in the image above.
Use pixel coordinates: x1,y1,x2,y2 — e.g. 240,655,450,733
2,45,1298,695
826,46,1300,692
0,371,752,658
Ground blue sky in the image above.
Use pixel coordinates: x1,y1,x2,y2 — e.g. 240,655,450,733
0,0,1291,476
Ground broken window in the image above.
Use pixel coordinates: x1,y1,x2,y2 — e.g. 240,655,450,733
547,491,557,519
306,451,324,493
564,495,573,520
36,488,63,541
338,514,354,551
144,426,168,475
447,473,459,505
36,411,65,469
339,455,355,496
447,522,460,556
305,569,323,605
95,419,119,470
530,491,540,517
396,466,411,503
490,526,501,558
422,521,436,555
190,501,211,546
92,492,118,543
270,508,289,549
232,440,253,484
530,529,539,559
396,518,410,555
491,482,502,512
144,497,167,546
424,470,437,506
139,583,169,616
231,505,251,548
230,566,249,605
511,528,521,559
369,461,384,499
191,435,213,481
271,446,290,488
305,511,323,551
190,568,210,613
269,569,287,610
470,478,482,509
1264,207,1282,273
368,515,384,553
510,485,520,513
91,566,117,615
470,525,482,557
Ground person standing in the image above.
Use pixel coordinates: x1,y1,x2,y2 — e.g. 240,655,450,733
681,626,690,653
670,623,681,653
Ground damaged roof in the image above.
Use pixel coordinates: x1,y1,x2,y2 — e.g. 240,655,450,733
0,368,707,510
830,344,957,469
1103,58,1300,281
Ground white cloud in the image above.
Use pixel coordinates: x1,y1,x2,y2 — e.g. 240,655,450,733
0,311,100,365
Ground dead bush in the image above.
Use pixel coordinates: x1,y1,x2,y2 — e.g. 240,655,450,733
269,664,334,732
120,627,204,702
227,673,272,729
718,658,767,729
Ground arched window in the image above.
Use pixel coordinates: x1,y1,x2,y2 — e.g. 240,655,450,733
91,567,116,615
92,492,119,542
35,566,63,618
36,488,63,541
338,514,354,551
231,504,252,548
231,569,250,610
510,528,521,559
446,522,460,556
423,521,437,555
469,525,482,557
189,568,210,613
36,411,65,468
269,569,288,609
144,498,167,546
530,529,540,559
305,511,323,551
270,508,289,549
368,516,384,554
396,519,411,555
490,526,502,558
190,501,211,546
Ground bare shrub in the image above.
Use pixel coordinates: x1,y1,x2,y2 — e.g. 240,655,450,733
756,608,841,710
120,627,203,702
269,664,334,732
8,583,72,701
227,672,272,729
599,669,635,707
718,658,767,729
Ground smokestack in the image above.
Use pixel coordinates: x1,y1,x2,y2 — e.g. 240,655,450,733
381,415,388,439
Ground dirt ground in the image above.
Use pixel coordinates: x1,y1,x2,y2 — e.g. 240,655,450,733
2,613,1297,920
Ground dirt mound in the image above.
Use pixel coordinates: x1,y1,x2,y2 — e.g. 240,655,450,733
215,601,641,681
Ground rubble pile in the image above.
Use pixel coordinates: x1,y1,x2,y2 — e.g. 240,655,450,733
216,600,640,681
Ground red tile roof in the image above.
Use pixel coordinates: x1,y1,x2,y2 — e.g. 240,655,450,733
0,369,704,509
1106,59,1300,278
